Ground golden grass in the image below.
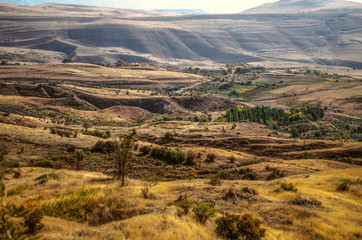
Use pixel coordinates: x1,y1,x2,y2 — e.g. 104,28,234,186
121,213,218,240
2,164,361,240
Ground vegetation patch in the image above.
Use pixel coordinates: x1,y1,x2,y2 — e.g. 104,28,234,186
41,188,135,225
215,213,266,240
83,130,111,139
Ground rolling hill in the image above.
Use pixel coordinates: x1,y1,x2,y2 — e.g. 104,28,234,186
242,0,362,14
0,2,361,68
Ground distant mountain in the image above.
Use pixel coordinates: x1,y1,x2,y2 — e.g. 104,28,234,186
0,2,362,68
152,9,208,14
0,0,107,6
242,0,362,14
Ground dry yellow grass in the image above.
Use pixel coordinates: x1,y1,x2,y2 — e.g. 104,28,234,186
2,164,360,240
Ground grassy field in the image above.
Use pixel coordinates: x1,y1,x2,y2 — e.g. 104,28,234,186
0,63,361,239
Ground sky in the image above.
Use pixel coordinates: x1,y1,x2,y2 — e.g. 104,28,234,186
106,0,280,13
0,0,279,13
1,0,362,13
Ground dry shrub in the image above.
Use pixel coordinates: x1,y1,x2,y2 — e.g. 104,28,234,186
192,203,216,224
205,153,216,163
41,188,135,226
280,183,298,192
185,151,198,166
91,140,117,153
140,145,151,155
215,213,266,240
209,175,222,186
290,196,322,208
337,179,351,191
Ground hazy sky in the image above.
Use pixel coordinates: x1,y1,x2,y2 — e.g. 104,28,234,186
117,0,280,13
2,0,362,13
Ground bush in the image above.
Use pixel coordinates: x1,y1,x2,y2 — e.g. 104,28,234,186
185,151,197,166
227,156,236,163
266,169,285,181
337,157,354,164
239,168,257,180
24,209,44,234
215,213,266,240
337,179,351,191
175,198,194,215
280,183,298,192
301,151,313,159
41,188,133,226
139,145,151,155
290,196,322,208
205,153,216,163
192,203,216,224
62,58,74,63
209,175,222,186
164,131,176,140
268,121,278,130
91,141,117,153
29,159,54,168
150,147,185,164
291,129,301,138
34,173,60,184
83,130,111,139
6,185,27,197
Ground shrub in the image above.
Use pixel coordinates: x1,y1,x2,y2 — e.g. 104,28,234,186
91,141,117,153
185,151,197,165
290,196,322,208
139,145,151,155
62,58,74,63
192,203,216,224
268,121,278,130
337,157,354,164
175,198,194,215
266,169,285,181
301,151,313,159
337,179,351,191
83,130,111,139
13,170,21,179
227,156,236,163
205,153,216,163
209,175,222,186
24,209,44,234
141,178,158,199
34,173,60,184
6,185,27,197
291,129,301,138
150,147,185,164
280,183,298,192
41,188,133,226
215,213,266,240
164,131,176,140
239,168,257,180
29,159,54,168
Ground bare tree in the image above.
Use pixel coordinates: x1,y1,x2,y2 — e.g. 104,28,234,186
113,130,137,187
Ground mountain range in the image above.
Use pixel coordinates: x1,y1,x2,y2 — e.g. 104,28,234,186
0,0,361,68
243,0,362,13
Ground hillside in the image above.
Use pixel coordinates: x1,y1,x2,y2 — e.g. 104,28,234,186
0,3,362,68
0,63,361,240
243,0,362,14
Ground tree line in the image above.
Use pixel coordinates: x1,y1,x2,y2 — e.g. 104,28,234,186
226,106,324,125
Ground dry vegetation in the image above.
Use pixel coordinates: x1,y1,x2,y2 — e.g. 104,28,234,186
0,63,361,239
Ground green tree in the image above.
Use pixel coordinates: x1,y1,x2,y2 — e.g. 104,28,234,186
113,130,137,186
115,60,125,67
74,149,84,170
